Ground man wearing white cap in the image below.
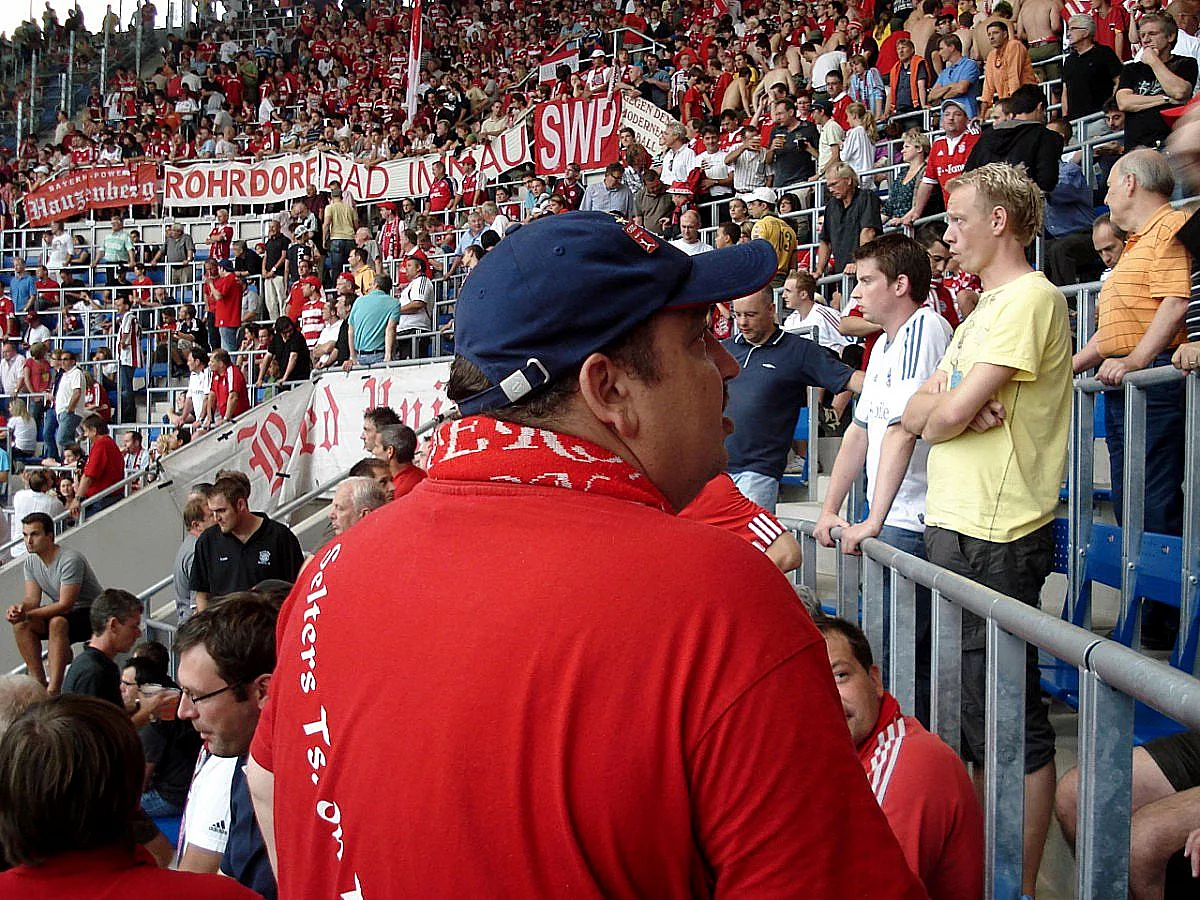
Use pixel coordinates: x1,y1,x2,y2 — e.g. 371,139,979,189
583,48,612,96
742,187,797,287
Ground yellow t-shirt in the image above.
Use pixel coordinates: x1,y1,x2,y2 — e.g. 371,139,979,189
925,270,1072,543
324,200,358,241
750,215,797,276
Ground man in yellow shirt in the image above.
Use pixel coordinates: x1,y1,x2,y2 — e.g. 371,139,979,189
322,181,359,288
349,247,377,295
742,187,798,288
901,162,1071,899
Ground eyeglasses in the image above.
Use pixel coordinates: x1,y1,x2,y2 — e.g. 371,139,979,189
182,683,238,705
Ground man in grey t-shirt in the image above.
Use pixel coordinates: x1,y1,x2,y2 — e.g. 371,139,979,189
174,496,214,625
5,512,104,693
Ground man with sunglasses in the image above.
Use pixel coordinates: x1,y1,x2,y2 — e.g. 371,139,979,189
175,591,280,898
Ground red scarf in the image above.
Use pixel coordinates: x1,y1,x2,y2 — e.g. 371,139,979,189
427,416,672,513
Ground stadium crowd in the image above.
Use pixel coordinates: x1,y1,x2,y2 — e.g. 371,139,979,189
1,0,1200,896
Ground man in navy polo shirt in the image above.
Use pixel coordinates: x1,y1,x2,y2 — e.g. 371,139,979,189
724,287,863,512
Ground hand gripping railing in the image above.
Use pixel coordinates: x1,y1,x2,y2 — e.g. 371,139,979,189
782,516,1200,900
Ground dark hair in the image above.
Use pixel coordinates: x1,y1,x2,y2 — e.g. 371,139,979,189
377,423,418,464
1007,83,1045,116
21,512,54,536
349,456,389,477
174,592,279,701
986,18,1009,34
787,270,818,296
814,615,875,671
852,232,932,304
938,33,962,53
210,473,250,507
89,589,143,636
446,314,665,427
0,695,144,866
81,414,108,435
1092,212,1127,241
914,222,950,250
376,273,393,293
130,639,171,674
25,470,49,492
717,222,742,245
364,406,401,430
604,162,624,177
123,655,171,687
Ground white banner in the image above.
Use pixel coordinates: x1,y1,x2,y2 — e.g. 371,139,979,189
157,361,451,514
619,94,678,155
162,127,530,207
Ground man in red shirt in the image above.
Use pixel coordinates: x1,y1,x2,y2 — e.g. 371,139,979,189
207,349,250,424
375,423,427,500
901,98,979,226
247,211,927,899
285,258,324,322
678,472,803,572
203,260,245,352
72,415,126,517
427,160,457,219
33,266,60,312
819,615,985,900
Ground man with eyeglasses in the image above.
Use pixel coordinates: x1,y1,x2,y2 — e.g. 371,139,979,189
175,591,280,897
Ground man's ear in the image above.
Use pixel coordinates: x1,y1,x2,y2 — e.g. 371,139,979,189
254,672,272,710
576,351,640,440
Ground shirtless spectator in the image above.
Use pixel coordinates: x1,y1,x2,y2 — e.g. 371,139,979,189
1016,0,1065,76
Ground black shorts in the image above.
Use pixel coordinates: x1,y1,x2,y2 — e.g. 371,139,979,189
925,522,1058,774
1143,731,1200,793
63,604,93,644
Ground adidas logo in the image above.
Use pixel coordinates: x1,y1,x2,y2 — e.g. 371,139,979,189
208,820,228,836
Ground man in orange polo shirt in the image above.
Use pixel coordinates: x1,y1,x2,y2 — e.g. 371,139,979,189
1073,148,1189,544
979,19,1038,117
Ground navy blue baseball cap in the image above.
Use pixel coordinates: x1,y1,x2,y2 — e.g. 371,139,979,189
453,210,777,416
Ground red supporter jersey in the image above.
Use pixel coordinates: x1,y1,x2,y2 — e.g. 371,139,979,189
927,131,980,198
0,295,14,338
678,473,789,554
212,364,250,419
391,464,427,499
82,434,124,497
208,272,243,328
858,694,984,900
208,224,234,260
298,297,326,344
428,177,456,213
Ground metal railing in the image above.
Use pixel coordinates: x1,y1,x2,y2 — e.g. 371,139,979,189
784,516,1200,899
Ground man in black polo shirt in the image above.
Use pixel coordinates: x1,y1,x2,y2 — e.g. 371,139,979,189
190,474,304,611
766,97,819,192
62,589,144,707
255,316,312,387
1115,12,1198,149
723,287,864,512
261,219,291,321
1061,14,1123,123
815,163,884,280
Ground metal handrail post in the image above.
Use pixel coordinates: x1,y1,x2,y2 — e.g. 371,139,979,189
1117,380,1147,648
984,618,1027,900
862,554,884,659
805,384,819,502
1179,373,1200,675
1074,666,1134,898
889,568,917,713
929,587,962,753
1068,286,1098,626
67,30,75,117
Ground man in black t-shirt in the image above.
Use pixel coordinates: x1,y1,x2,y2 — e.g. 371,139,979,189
1062,15,1124,122
62,589,144,707
261,220,291,321
256,316,312,387
766,97,819,191
1116,13,1198,148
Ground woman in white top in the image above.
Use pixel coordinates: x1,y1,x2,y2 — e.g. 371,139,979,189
396,257,434,360
7,399,38,461
841,102,878,178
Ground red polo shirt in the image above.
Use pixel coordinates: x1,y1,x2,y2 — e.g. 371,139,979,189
212,364,250,420
81,434,124,498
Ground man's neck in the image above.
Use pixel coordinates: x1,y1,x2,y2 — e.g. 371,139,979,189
881,301,923,339
1129,196,1171,235
746,326,779,347
977,242,1035,291
36,545,59,565
88,635,116,659
1075,38,1095,53
232,513,263,542
790,299,815,318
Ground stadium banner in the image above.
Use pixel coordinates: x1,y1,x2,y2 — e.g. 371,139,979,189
533,96,622,175
618,94,678,154
157,362,451,513
285,360,452,494
158,381,318,515
24,162,158,226
161,126,530,207
538,47,580,84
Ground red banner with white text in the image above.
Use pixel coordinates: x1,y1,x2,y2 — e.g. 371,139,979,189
162,125,530,208
533,96,622,176
23,162,158,226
